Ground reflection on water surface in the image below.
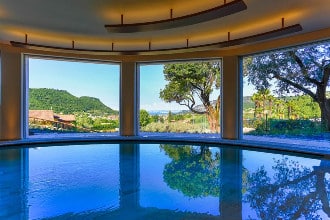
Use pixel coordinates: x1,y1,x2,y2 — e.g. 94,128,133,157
0,143,329,219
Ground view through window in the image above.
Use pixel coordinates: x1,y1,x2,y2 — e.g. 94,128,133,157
28,56,120,135
139,60,221,134
243,42,330,140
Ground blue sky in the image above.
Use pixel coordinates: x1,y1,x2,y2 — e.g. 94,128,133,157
140,64,190,111
29,57,120,110
29,58,256,112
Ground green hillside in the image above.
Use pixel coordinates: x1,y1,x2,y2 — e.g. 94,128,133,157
29,88,118,115
243,96,254,109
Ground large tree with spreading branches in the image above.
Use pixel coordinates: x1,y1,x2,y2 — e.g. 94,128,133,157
246,157,330,219
245,43,330,130
161,144,221,198
160,61,221,132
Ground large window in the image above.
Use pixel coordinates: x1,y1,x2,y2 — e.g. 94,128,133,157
27,56,120,135
139,60,221,134
243,42,330,140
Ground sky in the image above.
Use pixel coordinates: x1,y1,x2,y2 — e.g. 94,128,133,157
140,64,191,111
29,57,120,110
29,57,257,112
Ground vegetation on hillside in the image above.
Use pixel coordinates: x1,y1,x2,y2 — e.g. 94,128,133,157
243,89,324,135
29,88,119,133
29,88,118,115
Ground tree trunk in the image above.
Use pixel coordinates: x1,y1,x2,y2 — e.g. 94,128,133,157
319,99,330,131
316,69,330,131
205,96,220,133
269,99,273,118
207,111,218,133
318,66,330,131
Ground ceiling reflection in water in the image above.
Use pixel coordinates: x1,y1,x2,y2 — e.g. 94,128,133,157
0,143,329,219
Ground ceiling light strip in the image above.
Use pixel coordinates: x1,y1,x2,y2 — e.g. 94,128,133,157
104,0,247,33
10,24,302,55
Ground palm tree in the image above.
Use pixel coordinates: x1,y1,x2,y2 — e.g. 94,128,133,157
251,89,274,119
251,92,263,119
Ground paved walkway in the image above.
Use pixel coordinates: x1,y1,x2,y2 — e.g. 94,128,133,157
1,132,329,156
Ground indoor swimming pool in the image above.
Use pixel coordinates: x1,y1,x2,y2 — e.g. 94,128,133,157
0,142,329,219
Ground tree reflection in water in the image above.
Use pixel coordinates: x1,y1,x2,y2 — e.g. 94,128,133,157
245,157,330,220
160,144,221,198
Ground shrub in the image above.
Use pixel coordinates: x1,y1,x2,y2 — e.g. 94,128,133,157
250,119,322,135
141,121,211,133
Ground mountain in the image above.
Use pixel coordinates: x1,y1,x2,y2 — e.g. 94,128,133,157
29,88,118,115
147,110,184,115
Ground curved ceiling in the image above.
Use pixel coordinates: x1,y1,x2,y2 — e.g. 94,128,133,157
0,0,329,54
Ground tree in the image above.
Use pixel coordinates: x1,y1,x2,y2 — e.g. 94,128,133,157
246,157,330,219
251,89,274,119
288,95,321,119
245,44,330,130
160,144,221,198
274,98,285,119
167,110,173,123
160,61,221,132
139,109,151,127
151,114,163,123
161,145,248,200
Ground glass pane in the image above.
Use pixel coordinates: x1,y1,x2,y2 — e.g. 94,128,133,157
243,42,330,141
28,57,120,135
139,60,221,134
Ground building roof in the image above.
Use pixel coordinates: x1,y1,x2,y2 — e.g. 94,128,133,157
29,110,55,122
55,114,76,122
29,110,76,122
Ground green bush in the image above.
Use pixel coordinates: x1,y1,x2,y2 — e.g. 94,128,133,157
92,120,119,131
140,109,151,127
141,121,211,133
250,119,322,135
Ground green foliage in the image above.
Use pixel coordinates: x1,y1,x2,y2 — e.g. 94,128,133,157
244,43,330,130
140,109,151,127
160,61,221,132
246,157,329,219
142,121,206,133
29,88,118,115
172,114,184,121
75,113,94,129
92,118,119,131
250,89,274,119
151,114,164,123
243,96,255,110
249,119,322,135
167,112,185,122
167,110,173,122
160,145,221,198
285,95,321,119
160,61,220,112
245,91,321,121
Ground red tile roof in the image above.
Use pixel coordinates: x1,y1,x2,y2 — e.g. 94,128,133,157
55,114,75,122
29,110,75,122
29,110,54,121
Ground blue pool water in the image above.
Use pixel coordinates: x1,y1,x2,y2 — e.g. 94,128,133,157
0,143,329,219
